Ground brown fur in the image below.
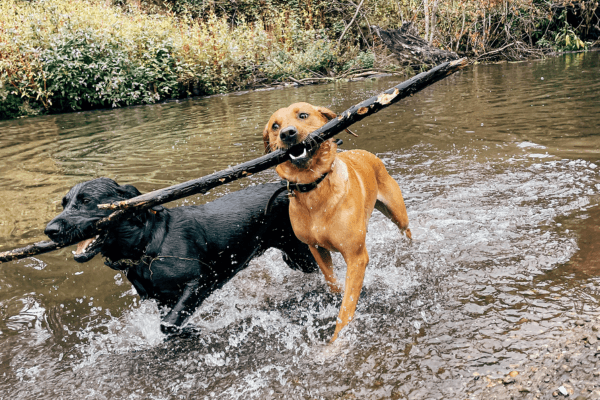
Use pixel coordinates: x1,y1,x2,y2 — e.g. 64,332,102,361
263,102,412,342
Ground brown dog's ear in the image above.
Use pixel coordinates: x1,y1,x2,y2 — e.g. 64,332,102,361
315,106,337,121
262,123,271,154
315,105,359,137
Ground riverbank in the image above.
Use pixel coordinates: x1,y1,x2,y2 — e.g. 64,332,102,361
1,0,598,120
471,314,600,399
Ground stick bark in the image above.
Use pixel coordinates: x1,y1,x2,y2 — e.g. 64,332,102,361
0,58,468,264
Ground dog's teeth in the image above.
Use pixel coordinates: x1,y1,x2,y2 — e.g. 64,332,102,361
290,148,308,160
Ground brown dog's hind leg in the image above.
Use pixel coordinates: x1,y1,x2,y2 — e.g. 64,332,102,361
332,246,369,342
309,246,342,293
374,170,412,239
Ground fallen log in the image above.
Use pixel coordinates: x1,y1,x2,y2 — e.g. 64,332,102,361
373,23,460,68
0,58,468,264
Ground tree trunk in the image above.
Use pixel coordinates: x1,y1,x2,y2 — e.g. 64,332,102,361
424,0,430,41
429,0,439,44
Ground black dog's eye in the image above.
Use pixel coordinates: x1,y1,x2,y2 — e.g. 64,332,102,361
298,112,309,119
81,198,91,205
272,123,280,130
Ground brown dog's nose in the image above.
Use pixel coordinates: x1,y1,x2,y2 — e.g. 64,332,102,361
279,126,298,145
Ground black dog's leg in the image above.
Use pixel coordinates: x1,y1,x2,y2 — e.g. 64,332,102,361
280,241,319,273
160,280,210,335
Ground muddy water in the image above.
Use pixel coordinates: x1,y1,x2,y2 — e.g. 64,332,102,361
0,52,599,399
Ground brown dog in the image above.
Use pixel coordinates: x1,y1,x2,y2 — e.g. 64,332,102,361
263,102,412,341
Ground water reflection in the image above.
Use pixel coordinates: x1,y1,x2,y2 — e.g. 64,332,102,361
0,52,599,399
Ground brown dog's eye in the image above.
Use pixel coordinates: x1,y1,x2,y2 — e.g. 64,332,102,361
272,123,280,130
298,112,309,119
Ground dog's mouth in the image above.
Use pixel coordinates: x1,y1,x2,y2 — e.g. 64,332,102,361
72,234,106,263
287,144,316,167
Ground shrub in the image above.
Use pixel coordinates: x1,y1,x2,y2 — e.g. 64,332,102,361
0,0,364,119
3,0,594,120
40,29,182,111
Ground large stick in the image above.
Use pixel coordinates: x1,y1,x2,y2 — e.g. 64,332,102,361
0,58,468,264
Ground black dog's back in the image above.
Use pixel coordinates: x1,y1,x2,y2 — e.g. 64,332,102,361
184,183,316,271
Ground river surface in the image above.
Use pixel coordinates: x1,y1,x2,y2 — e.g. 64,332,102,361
0,52,599,399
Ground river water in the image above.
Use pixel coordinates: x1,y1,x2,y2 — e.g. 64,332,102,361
0,52,599,399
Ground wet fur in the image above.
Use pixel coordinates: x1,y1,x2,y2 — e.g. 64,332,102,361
263,102,411,341
45,178,318,334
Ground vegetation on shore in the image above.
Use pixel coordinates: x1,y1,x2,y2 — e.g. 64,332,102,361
1,0,598,120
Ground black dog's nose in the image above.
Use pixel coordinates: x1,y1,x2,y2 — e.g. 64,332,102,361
44,221,62,238
279,126,298,145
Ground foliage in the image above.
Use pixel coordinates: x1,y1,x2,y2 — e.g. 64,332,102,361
0,0,363,119
1,0,597,120
552,10,590,51
159,0,597,56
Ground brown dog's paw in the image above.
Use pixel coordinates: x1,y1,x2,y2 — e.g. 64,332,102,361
327,281,343,294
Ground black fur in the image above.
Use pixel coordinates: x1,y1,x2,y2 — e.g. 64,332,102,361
45,178,317,333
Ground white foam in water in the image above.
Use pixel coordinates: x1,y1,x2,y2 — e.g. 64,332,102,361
73,300,164,370
7,298,48,334
517,142,546,149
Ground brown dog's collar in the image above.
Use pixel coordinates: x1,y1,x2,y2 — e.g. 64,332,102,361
264,173,329,215
286,172,329,194
264,137,342,215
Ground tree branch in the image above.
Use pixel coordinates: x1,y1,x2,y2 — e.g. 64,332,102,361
337,0,365,48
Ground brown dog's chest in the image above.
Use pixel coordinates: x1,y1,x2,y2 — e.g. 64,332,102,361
287,156,377,251
289,196,341,249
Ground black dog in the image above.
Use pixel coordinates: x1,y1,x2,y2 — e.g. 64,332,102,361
44,178,317,333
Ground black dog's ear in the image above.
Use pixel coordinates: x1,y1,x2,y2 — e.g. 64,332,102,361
116,184,141,199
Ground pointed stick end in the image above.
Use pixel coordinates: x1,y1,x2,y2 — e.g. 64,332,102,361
450,58,469,69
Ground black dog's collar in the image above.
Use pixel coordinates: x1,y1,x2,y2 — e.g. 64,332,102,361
105,254,153,271
264,173,328,216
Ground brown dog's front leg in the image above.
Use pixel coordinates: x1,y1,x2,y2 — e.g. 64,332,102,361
331,247,369,342
309,245,341,293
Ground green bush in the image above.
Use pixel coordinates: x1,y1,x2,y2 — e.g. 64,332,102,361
1,0,376,120
40,29,181,111
0,89,24,120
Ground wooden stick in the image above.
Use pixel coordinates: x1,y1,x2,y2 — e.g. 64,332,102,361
0,58,468,264
0,241,62,263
